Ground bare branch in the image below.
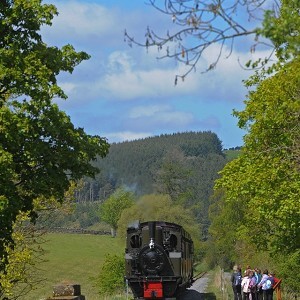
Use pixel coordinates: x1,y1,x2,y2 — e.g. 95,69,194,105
125,0,277,80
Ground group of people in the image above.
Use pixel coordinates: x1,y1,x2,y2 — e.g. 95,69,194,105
231,265,280,300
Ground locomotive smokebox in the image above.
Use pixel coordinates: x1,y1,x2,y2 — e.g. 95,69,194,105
149,221,156,249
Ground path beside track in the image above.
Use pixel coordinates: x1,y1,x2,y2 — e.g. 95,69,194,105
178,273,211,300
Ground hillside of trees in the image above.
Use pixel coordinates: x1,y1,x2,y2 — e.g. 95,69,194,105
80,131,225,196
69,132,229,233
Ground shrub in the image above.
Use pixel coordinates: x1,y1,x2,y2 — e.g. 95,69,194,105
94,254,125,296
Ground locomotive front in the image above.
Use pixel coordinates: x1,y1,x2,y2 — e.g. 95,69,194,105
125,221,193,299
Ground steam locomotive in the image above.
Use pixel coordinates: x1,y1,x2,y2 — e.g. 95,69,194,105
125,221,194,299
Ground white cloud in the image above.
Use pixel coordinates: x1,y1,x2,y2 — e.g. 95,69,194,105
41,0,275,148
45,1,273,106
96,49,200,100
107,51,136,73
127,105,195,129
45,0,276,106
45,1,116,39
58,45,253,105
92,46,247,102
104,131,153,143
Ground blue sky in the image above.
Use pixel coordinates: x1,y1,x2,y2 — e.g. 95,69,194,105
41,0,270,149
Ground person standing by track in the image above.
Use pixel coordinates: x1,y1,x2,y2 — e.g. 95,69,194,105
231,265,243,300
241,269,251,300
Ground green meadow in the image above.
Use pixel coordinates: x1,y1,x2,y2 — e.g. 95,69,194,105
23,233,125,300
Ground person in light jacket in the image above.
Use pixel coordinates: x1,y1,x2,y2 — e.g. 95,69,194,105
257,269,270,300
241,270,251,300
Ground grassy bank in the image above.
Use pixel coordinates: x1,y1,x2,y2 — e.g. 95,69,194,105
17,234,237,300
22,233,124,300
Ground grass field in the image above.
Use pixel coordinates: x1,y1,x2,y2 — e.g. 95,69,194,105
19,233,228,300
23,233,125,300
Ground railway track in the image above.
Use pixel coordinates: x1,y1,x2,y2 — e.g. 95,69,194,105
178,272,209,300
193,271,207,281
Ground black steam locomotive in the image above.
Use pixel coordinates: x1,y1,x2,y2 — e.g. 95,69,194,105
125,221,194,299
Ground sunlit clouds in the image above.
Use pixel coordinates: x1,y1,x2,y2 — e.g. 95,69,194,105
42,0,269,147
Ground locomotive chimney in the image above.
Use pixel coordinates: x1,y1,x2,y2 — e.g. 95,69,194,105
149,221,156,249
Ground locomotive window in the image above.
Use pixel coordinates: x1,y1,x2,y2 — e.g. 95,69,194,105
130,234,141,248
169,234,177,249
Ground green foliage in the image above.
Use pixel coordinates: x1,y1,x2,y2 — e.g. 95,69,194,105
0,0,109,280
94,254,125,296
100,187,135,235
82,132,227,238
216,58,300,255
209,57,300,292
274,250,300,293
242,0,299,74
224,149,241,161
154,148,193,203
37,132,227,239
0,182,84,298
260,0,300,63
0,1,89,102
207,8,300,288
40,201,101,229
207,188,247,267
0,211,44,299
92,131,224,196
20,233,124,299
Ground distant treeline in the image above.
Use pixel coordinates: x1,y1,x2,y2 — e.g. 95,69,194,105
224,146,242,151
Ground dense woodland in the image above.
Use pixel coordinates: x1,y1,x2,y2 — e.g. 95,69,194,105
80,131,225,197
46,131,233,238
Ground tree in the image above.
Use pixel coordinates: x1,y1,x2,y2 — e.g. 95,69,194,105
154,148,193,204
215,57,300,255
258,0,300,63
0,0,109,276
99,187,135,237
207,189,238,267
125,0,299,82
0,181,78,299
0,211,45,300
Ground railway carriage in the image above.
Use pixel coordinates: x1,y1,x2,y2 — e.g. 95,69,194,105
125,221,194,299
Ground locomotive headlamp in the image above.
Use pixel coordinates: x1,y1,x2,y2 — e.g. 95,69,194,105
149,238,155,249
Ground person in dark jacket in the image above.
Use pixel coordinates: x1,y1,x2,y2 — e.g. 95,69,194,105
254,268,262,300
231,265,243,300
